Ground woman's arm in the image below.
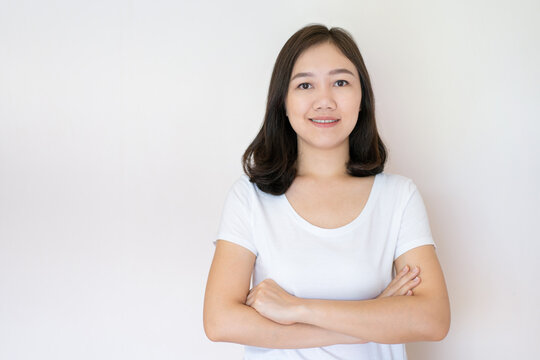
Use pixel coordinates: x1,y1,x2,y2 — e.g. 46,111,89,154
248,245,450,344
204,240,423,348
203,240,366,348
207,301,366,348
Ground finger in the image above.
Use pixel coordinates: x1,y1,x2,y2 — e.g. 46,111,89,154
397,276,421,296
393,266,420,294
395,265,410,281
383,265,412,296
397,276,420,296
406,290,413,296
383,266,410,293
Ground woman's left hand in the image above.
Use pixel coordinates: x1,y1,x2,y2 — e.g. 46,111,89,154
245,279,301,325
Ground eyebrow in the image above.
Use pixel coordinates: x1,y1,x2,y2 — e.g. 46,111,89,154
290,68,356,81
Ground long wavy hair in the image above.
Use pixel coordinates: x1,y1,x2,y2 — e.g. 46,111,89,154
242,24,387,195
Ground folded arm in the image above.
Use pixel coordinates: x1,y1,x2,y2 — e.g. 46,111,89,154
206,300,366,348
203,240,366,348
204,240,428,348
248,245,450,344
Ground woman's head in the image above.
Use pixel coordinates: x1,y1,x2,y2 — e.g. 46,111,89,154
285,40,362,157
242,24,387,195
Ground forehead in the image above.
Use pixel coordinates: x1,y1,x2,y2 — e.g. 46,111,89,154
292,42,357,75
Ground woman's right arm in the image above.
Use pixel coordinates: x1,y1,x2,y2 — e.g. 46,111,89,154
203,240,420,348
203,240,366,348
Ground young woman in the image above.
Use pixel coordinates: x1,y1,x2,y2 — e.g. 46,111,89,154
203,24,450,359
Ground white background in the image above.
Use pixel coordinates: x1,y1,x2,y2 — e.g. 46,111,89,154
1,0,539,359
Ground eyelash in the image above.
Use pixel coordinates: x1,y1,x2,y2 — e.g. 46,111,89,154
297,80,349,90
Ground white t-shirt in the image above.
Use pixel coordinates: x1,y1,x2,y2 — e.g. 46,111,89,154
214,171,436,360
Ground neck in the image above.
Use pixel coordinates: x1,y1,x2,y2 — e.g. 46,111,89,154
295,139,350,180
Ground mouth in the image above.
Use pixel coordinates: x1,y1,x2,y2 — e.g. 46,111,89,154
309,118,340,124
309,118,340,128
309,116,339,125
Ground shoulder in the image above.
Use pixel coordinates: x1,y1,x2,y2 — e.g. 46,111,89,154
227,173,253,189
378,171,416,192
225,174,258,202
377,172,420,206
234,173,257,193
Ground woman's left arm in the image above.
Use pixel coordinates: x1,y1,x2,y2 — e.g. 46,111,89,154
248,244,450,344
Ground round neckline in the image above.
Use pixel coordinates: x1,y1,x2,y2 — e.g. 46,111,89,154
280,173,382,236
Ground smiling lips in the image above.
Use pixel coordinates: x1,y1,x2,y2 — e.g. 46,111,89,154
309,116,340,127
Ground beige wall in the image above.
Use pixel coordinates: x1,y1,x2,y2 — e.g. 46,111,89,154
1,0,538,358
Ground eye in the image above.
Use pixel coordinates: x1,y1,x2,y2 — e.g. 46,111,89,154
335,80,349,87
297,83,312,90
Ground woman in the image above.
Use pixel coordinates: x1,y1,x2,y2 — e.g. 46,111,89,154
203,24,450,359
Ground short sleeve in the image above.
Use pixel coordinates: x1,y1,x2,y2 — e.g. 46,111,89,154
213,175,258,256
394,180,436,259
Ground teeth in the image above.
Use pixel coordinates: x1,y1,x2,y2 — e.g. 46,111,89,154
311,119,339,123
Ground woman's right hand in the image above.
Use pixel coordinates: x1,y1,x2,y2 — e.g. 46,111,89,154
376,265,421,299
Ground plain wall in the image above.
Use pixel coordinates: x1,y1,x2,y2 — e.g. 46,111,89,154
1,0,539,359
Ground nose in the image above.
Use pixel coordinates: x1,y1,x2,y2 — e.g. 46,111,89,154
312,87,337,111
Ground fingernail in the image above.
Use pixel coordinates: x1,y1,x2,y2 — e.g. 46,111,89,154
413,277,419,282
402,266,409,273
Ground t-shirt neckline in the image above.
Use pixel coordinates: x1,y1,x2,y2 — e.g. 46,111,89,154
280,173,382,236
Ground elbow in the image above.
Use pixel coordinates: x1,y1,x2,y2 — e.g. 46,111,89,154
204,321,221,342
427,321,450,341
425,307,451,341
204,301,244,343
203,308,225,342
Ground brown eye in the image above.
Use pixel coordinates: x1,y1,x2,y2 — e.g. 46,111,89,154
298,83,312,90
335,80,349,87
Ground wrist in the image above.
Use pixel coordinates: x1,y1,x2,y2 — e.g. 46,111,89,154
293,297,313,324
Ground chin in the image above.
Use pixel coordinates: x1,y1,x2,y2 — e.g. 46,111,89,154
303,138,350,151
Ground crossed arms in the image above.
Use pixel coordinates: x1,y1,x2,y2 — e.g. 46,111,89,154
203,240,450,348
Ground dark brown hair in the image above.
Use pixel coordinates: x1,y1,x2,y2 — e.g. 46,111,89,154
242,23,387,195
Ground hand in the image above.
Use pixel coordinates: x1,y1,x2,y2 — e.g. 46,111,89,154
245,278,301,325
376,265,421,299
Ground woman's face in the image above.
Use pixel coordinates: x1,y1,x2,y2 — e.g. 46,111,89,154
285,41,362,152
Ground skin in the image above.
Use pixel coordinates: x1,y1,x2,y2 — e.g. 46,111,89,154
203,41,450,346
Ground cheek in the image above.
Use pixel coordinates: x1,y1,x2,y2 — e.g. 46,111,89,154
340,91,362,110
286,93,310,113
